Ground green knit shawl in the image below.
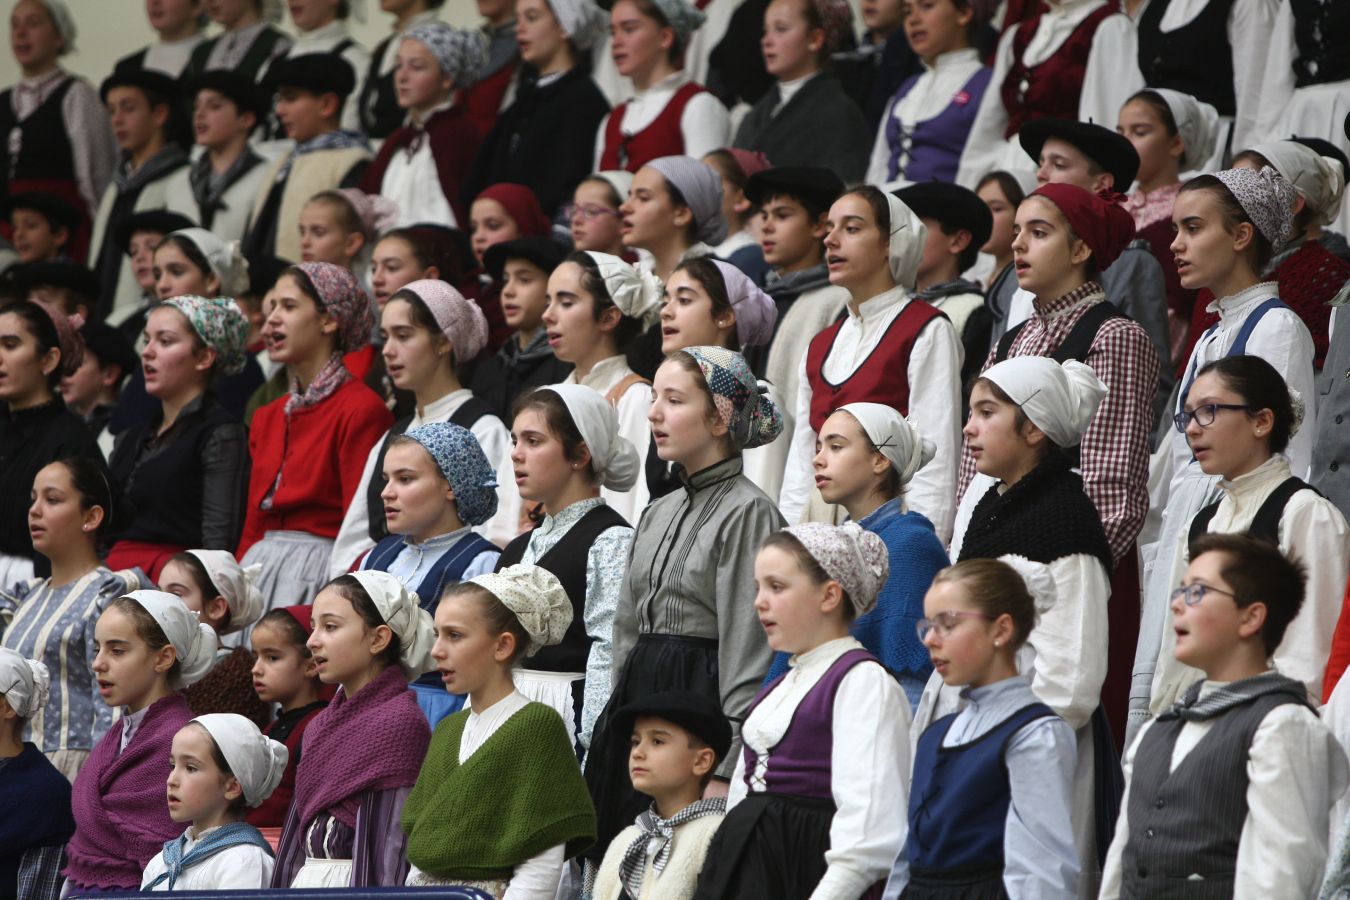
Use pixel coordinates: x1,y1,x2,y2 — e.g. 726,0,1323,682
400,701,597,880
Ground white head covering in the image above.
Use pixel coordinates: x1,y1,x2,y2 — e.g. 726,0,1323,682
120,591,218,689
783,522,890,617
184,550,264,636
35,0,75,54
1251,140,1347,226
191,714,288,807
348,571,436,680
998,554,1057,616
584,251,663,328
593,170,633,202
539,384,641,491
0,648,49,719
168,228,250,297
547,0,606,49
883,192,927,288
1151,88,1220,170
979,357,1107,448
838,402,934,484
467,564,573,656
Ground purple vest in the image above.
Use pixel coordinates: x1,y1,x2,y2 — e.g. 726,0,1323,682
885,66,992,183
741,649,877,800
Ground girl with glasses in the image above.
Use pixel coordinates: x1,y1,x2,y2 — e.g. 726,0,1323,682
566,172,632,259
1136,354,1349,728
886,558,1079,898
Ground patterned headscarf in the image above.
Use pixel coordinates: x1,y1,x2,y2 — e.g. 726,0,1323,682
163,296,251,376
647,156,728,245
677,346,782,450
401,422,499,526
394,279,488,365
812,0,854,52
647,0,705,42
784,522,890,617
296,262,374,353
403,22,490,89
30,298,83,375
547,0,606,49
467,564,573,656
1211,166,1298,247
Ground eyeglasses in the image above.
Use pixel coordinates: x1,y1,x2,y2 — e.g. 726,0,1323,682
1172,403,1253,433
1169,583,1237,607
916,611,996,642
563,203,621,222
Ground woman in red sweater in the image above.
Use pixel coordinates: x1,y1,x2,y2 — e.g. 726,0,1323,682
239,262,393,612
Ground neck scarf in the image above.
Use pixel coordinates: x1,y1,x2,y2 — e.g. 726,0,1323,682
285,353,350,415
619,798,726,899
188,147,263,226
114,144,188,194
274,129,370,183
292,665,429,830
764,264,830,300
144,824,274,890
1162,671,1309,722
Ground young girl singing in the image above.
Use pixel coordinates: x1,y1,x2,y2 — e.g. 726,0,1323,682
0,458,141,781
587,346,785,868
694,522,910,899
158,550,270,727
0,650,74,893
239,263,393,609
569,172,633,257
504,386,639,748
64,590,218,892
808,403,949,706
402,564,596,892
360,0,445,139
247,606,327,828
885,558,1079,897
622,156,726,284
141,714,288,890
271,571,434,887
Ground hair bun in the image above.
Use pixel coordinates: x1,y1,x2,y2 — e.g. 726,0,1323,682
746,380,784,449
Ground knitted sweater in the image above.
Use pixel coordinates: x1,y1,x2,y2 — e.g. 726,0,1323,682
401,702,595,881
592,814,724,900
66,693,195,889
0,743,74,888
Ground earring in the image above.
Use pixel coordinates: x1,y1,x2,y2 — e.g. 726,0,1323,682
993,640,1001,647
82,524,91,531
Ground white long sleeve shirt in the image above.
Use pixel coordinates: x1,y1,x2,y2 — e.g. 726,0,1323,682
1101,679,1350,900
955,0,1142,189
329,388,520,576
592,71,730,168
728,637,911,900
781,288,961,541
141,828,274,890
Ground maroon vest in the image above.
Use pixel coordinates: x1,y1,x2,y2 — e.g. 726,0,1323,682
1000,3,1117,139
805,299,946,432
599,82,705,173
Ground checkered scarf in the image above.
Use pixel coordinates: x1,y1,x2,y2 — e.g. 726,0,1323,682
619,798,725,899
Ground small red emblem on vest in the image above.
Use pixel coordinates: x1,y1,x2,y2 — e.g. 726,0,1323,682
953,91,971,106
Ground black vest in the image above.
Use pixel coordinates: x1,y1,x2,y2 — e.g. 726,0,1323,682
364,397,501,542
0,76,76,185
1291,0,1350,88
187,25,289,83
496,503,629,673
1119,685,1309,898
359,36,403,140
1187,476,1320,548
1137,0,1238,116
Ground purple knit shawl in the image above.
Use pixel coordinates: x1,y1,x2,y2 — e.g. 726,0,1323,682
64,693,194,890
293,666,430,830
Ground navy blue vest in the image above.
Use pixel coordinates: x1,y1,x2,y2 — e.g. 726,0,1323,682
364,530,498,615
906,702,1055,872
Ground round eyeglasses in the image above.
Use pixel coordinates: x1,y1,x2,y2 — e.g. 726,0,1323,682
916,611,997,642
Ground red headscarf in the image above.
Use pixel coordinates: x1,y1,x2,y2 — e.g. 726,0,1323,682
1028,183,1137,271
474,183,551,237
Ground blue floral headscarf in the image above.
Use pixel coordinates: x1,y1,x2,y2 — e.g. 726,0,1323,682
401,422,499,526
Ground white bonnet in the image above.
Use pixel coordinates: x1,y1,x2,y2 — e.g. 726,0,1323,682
837,402,935,485
883,192,927,289
538,384,642,491
0,648,49,719
190,714,289,807
979,357,1107,448
168,228,250,297
1250,140,1347,227
584,251,663,328
467,564,573,657
347,571,437,680
183,550,265,636
118,591,218,690
1150,88,1221,170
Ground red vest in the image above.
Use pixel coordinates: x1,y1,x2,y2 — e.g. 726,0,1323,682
461,61,516,141
1000,4,1116,139
805,299,946,432
599,81,705,172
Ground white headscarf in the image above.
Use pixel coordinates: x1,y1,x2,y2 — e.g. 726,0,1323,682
169,228,250,297
594,170,633,202
584,251,663,328
979,357,1107,448
120,591,218,689
1151,88,1221,170
884,192,927,288
998,554,1057,616
540,384,641,491
467,564,573,656
547,0,606,49
36,0,75,54
185,550,265,636
838,402,934,485
348,571,436,680
1251,140,1348,227
191,714,288,807
0,648,49,719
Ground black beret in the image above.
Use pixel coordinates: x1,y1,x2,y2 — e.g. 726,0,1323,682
8,191,79,233
99,68,180,107
1019,118,1140,192
894,181,994,249
264,53,357,101
483,236,567,283
190,68,270,123
610,690,733,763
744,166,846,212
15,260,99,303
77,318,137,376
112,210,197,256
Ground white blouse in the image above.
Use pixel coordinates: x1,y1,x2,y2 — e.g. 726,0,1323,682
867,48,987,186
729,637,911,900
592,71,731,168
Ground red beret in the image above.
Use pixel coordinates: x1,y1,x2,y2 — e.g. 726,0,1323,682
1028,183,1136,271
473,183,551,238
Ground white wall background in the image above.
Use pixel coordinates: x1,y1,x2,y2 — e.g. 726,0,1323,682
0,1,480,90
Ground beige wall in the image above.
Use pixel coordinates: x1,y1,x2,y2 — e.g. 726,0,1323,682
0,1,480,90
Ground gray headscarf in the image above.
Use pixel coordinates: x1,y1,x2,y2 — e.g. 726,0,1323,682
647,156,727,245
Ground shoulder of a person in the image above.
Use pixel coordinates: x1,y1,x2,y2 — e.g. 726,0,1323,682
1087,312,1156,354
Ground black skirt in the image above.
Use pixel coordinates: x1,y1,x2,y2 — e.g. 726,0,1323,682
902,865,1007,899
692,792,835,900
584,633,721,861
